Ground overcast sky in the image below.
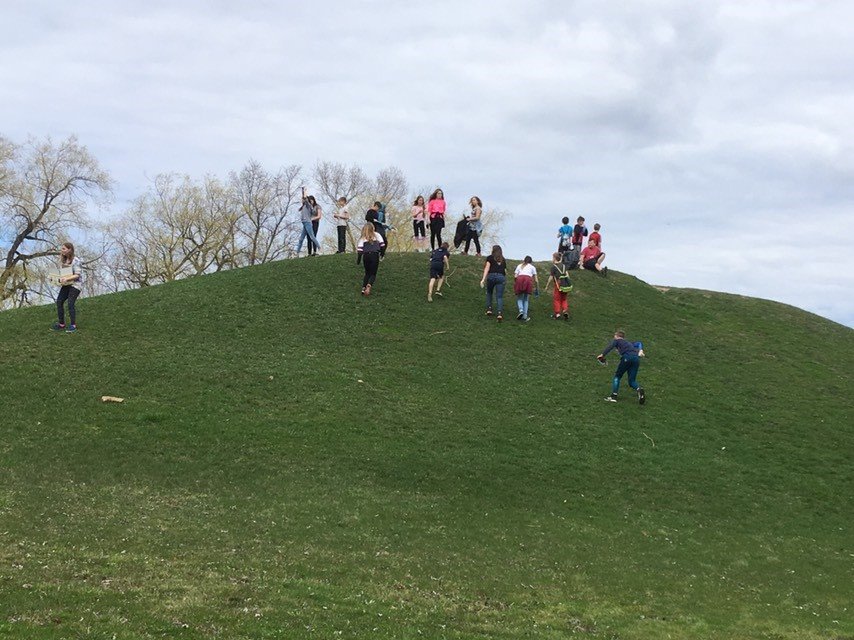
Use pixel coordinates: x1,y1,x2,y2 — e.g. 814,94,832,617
2,0,853,326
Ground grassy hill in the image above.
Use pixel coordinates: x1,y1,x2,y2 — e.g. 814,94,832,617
1,253,852,640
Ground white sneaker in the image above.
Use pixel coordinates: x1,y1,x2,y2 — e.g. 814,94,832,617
604,395,618,403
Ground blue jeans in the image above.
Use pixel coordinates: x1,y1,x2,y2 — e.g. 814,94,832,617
613,355,641,393
485,273,505,314
516,293,529,318
297,220,322,254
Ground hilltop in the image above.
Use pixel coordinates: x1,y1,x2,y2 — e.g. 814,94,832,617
1,253,852,639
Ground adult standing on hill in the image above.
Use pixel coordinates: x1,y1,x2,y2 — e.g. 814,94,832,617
356,223,385,296
463,196,483,256
52,242,83,333
480,244,507,322
513,255,539,322
296,188,323,256
598,330,646,404
427,188,446,250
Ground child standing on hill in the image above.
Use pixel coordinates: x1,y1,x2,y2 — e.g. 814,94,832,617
52,242,83,333
427,242,450,302
557,216,573,254
547,252,571,320
598,331,646,404
427,188,446,250
571,216,588,251
296,188,323,256
589,223,602,248
513,256,539,322
411,195,427,252
480,244,507,322
357,223,385,296
334,197,350,253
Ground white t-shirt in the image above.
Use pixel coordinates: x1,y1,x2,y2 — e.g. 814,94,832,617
514,263,537,278
336,206,349,227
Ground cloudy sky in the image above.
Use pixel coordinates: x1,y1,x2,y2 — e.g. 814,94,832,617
3,0,853,326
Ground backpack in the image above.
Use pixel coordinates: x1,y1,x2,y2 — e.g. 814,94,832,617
555,263,573,292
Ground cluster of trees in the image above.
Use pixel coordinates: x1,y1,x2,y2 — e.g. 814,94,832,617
1,134,507,310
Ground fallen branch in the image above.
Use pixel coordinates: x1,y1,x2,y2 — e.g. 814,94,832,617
642,432,655,447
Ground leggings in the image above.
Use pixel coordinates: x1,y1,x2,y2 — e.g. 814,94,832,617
430,218,444,249
336,226,347,252
464,229,481,254
413,220,426,238
362,252,380,287
57,285,80,326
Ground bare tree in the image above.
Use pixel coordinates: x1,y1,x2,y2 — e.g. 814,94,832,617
0,135,112,308
230,160,302,265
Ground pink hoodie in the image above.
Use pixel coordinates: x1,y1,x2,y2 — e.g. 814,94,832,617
427,199,446,218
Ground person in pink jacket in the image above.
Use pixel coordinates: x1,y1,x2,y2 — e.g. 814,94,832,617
427,188,446,250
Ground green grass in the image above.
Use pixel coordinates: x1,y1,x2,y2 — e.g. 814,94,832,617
1,253,852,639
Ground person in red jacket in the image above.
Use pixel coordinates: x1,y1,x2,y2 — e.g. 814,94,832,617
579,239,607,275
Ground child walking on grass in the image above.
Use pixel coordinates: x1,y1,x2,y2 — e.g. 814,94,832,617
546,252,571,320
52,242,83,333
427,242,450,302
480,244,506,322
357,223,385,296
513,256,539,322
597,330,646,404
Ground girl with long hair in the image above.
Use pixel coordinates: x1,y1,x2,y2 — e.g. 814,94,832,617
356,223,385,295
479,244,506,322
52,242,83,333
427,188,446,250
463,196,483,256
411,195,427,252
513,255,540,322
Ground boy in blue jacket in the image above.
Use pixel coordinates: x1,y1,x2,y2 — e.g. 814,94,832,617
597,330,646,404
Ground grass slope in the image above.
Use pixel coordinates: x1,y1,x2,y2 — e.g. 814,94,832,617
1,253,852,640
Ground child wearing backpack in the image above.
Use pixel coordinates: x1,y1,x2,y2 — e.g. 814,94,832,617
557,216,573,254
428,242,450,302
547,252,572,320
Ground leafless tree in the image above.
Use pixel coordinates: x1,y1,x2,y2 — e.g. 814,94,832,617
230,160,302,265
312,160,370,251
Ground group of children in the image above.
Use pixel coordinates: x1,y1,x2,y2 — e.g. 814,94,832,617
557,216,608,275
50,192,646,403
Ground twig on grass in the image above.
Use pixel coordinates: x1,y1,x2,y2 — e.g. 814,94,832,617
429,330,449,336
642,432,655,447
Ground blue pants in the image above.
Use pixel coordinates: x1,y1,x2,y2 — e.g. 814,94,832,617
516,293,530,318
297,220,322,254
485,273,505,314
612,355,641,394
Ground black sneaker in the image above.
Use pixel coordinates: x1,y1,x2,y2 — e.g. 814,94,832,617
637,387,645,405
563,312,569,321
604,394,618,403
51,322,66,332
516,313,524,321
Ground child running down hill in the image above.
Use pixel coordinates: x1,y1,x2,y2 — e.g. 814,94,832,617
597,330,646,404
